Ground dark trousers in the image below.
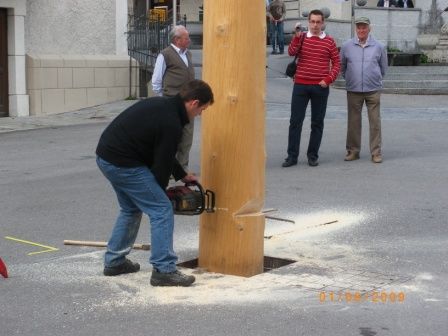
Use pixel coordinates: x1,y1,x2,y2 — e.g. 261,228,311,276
270,21,284,52
287,84,329,161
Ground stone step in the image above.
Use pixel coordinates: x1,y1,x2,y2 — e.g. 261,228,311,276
386,66,448,74
384,73,447,80
335,79,448,89
334,78,448,94
332,82,448,95
383,80,448,89
381,87,448,95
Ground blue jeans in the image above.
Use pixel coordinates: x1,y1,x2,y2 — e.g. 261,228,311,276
270,21,284,52
96,157,177,273
287,84,330,161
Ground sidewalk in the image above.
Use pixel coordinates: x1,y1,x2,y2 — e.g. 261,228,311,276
0,100,136,134
1,48,447,134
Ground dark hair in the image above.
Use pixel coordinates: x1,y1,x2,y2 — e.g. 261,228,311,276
309,9,324,21
179,80,214,106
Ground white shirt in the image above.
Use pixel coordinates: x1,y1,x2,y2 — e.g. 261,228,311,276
151,44,190,96
384,0,390,7
307,31,326,39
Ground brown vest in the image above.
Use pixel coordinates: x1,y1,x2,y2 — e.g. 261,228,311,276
161,45,195,97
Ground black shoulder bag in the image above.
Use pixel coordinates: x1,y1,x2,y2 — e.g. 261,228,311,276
285,33,305,78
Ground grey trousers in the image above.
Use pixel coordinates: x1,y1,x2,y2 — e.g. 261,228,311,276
176,120,194,170
346,91,382,156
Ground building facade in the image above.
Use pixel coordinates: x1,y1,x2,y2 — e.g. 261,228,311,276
0,0,137,118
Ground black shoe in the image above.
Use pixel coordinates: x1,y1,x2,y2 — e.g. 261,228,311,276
279,50,284,54
104,258,140,276
308,158,319,167
271,50,278,55
150,269,196,287
282,158,297,167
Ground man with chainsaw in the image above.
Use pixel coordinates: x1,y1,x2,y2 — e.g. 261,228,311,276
96,79,214,287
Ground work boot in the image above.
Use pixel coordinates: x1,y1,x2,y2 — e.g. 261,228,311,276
372,154,383,163
103,258,140,276
150,269,195,287
308,158,319,167
282,157,297,167
344,151,360,161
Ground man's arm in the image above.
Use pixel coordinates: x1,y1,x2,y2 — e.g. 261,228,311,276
288,32,303,56
151,53,166,97
151,125,186,189
322,38,341,86
379,45,388,77
281,2,286,21
267,4,274,21
340,45,347,79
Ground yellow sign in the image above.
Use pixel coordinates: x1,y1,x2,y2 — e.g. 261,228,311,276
149,7,167,22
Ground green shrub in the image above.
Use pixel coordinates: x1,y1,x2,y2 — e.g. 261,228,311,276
420,53,429,64
387,47,401,53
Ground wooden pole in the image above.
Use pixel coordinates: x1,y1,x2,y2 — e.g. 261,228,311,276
63,240,150,250
199,0,266,277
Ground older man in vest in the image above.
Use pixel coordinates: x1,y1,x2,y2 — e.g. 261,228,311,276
152,25,195,171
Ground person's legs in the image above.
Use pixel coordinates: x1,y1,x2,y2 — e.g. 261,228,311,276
176,120,194,171
307,85,329,161
97,157,142,268
277,21,285,53
270,22,277,53
120,167,177,273
346,91,364,157
106,185,142,266
97,157,177,273
286,84,309,162
365,91,382,157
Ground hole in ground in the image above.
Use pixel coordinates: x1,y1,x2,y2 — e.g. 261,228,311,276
177,256,296,275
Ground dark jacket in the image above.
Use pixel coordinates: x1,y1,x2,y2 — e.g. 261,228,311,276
396,0,414,8
377,0,398,7
96,95,188,188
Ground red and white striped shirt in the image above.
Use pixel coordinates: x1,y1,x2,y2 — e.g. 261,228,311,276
288,32,340,85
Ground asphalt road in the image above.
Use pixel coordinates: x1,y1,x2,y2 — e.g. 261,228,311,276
1,75,447,335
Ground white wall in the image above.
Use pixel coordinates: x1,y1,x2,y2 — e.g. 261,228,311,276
0,0,29,117
25,0,120,55
180,0,202,22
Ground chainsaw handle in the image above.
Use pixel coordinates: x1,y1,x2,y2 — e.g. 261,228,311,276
184,181,215,214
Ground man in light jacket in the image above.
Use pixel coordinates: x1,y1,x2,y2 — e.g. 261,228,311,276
340,17,388,163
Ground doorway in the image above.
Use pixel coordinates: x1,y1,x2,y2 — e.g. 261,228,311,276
0,8,8,117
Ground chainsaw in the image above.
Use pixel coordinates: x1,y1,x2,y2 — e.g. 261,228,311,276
166,181,215,215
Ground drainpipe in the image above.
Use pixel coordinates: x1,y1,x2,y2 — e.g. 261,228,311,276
351,0,355,38
173,0,177,25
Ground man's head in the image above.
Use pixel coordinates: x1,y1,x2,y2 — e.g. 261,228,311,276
354,17,371,42
170,25,190,51
179,80,214,120
308,9,324,36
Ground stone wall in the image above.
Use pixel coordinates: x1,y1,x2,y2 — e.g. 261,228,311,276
355,7,422,51
26,55,138,116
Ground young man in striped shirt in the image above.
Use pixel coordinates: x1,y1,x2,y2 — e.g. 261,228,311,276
282,9,340,168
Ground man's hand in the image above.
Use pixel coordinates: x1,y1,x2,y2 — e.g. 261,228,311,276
181,173,198,183
319,80,328,88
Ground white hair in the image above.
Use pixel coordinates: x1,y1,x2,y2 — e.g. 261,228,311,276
169,25,188,42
